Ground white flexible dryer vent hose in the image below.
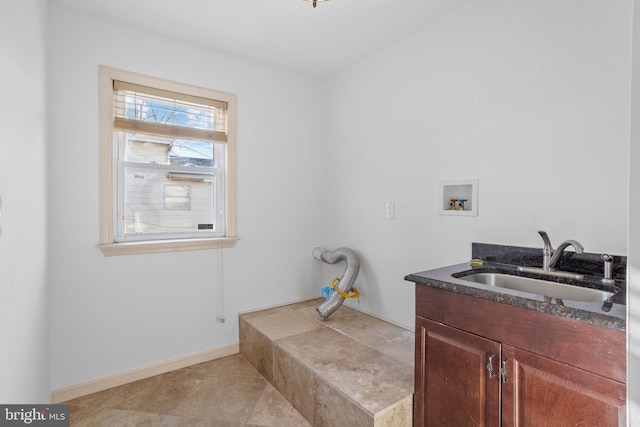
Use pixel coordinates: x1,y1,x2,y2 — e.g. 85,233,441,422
313,247,360,320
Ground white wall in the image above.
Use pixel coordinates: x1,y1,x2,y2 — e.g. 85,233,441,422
0,0,50,402
628,0,640,422
40,0,639,412
48,5,325,390
323,0,632,330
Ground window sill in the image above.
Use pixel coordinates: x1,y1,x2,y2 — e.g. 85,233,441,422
99,237,238,256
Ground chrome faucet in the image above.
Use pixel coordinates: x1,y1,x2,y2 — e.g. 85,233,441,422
537,231,584,271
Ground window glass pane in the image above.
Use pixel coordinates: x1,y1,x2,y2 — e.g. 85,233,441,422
123,167,215,236
125,134,172,164
170,139,214,167
164,184,191,210
124,133,214,168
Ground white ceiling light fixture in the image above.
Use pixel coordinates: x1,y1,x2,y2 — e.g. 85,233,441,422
304,0,329,8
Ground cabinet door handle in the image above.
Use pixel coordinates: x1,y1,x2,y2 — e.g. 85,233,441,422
487,354,497,379
501,358,509,383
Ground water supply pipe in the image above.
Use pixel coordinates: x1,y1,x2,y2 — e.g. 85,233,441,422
313,247,360,320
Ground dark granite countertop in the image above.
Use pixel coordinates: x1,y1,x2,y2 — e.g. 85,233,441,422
405,243,626,331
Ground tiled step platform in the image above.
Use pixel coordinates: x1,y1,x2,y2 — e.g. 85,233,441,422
239,298,414,427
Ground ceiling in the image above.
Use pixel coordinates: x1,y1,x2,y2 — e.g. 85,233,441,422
51,0,474,80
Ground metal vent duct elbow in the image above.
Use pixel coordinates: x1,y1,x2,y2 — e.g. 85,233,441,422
313,247,360,320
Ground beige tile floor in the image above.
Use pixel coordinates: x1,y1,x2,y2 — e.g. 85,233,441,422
65,353,311,426
66,299,415,427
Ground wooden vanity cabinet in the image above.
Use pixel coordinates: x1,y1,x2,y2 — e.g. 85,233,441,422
415,318,501,426
414,285,626,427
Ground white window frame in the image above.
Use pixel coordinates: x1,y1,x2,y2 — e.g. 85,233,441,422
99,66,237,256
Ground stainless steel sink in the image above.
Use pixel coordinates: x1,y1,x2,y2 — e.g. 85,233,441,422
457,272,615,302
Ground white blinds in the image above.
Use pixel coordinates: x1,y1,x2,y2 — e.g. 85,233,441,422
113,81,228,143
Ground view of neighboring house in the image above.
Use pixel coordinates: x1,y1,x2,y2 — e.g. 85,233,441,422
121,136,217,237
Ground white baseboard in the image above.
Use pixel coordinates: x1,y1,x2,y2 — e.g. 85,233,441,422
50,343,239,404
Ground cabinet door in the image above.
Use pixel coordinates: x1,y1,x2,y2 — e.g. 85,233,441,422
501,345,626,427
415,317,501,426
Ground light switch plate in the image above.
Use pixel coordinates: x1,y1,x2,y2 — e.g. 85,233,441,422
386,201,395,219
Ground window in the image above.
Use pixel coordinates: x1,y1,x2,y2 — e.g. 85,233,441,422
99,66,237,256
